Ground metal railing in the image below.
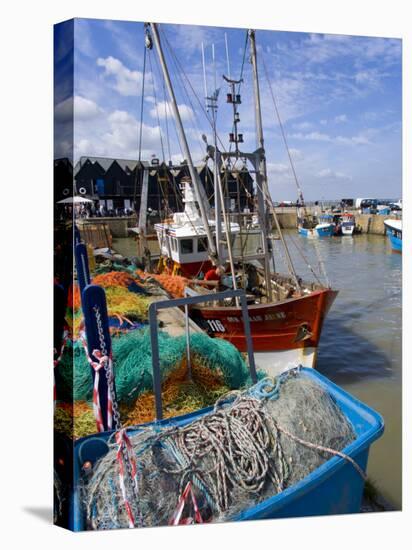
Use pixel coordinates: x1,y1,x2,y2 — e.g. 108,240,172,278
148,288,257,420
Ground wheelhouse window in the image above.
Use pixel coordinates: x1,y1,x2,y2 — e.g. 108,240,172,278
172,238,178,252
180,239,194,254
197,237,208,252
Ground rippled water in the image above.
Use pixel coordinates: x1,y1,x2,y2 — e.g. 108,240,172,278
113,231,402,508
275,232,402,508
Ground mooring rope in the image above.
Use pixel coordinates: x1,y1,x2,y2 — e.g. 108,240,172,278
85,372,365,528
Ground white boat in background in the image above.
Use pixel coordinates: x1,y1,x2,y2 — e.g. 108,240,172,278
341,213,356,236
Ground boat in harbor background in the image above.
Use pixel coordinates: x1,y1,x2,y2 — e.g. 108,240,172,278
340,213,356,235
384,219,402,253
297,212,335,238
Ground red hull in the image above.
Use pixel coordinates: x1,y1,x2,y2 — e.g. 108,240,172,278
190,288,338,353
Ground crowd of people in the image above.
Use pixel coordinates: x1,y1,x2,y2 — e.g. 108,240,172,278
75,203,135,219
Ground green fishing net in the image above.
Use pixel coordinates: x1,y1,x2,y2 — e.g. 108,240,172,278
55,330,252,405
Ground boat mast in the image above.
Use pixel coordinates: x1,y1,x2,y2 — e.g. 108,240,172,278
248,29,301,294
149,23,218,263
202,45,239,302
247,31,273,300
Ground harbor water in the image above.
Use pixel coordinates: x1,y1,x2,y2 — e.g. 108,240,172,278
112,231,402,509
276,231,402,509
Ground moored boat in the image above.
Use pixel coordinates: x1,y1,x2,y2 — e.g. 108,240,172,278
297,212,335,238
146,25,337,366
384,219,402,253
341,212,356,235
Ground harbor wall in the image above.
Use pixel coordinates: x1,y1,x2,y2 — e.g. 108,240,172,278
77,215,137,239
273,209,389,235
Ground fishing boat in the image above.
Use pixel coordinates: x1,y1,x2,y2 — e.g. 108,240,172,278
297,211,335,238
144,24,337,366
384,219,402,253
341,213,356,236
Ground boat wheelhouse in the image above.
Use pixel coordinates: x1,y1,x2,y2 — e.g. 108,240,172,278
341,213,356,235
154,180,264,277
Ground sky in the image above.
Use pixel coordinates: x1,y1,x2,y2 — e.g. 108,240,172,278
54,18,402,201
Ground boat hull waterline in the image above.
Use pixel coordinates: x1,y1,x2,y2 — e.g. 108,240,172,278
298,223,334,238
190,288,338,355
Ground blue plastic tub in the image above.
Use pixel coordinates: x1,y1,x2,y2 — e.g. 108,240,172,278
70,368,384,530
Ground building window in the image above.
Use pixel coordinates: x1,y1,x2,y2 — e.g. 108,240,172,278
180,239,193,254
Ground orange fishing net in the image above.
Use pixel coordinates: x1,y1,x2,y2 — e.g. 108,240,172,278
68,284,81,312
122,357,229,426
92,271,144,290
136,269,189,298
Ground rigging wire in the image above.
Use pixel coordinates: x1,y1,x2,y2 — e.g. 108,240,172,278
160,28,207,162
151,38,185,162
260,50,328,284
260,53,305,206
160,27,228,153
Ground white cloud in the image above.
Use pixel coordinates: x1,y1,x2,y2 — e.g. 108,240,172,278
291,131,331,142
290,130,370,145
334,114,347,123
317,168,352,181
55,97,73,123
335,134,370,145
74,19,97,58
267,162,290,174
289,148,304,160
97,56,144,96
149,101,194,123
55,95,102,123
292,121,312,130
354,69,388,89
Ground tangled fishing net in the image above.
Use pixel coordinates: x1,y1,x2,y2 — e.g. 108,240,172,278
54,401,96,439
104,287,150,324
80,369,357,529
55,339,93,402
121,358,230,426
58,329,249,404
136,269,189,298
92,271,147,295
112,329,251,406
68,284,82,313
54,330,251,438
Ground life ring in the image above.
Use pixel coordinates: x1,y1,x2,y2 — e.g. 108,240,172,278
79,187,87,195
62,188,70,196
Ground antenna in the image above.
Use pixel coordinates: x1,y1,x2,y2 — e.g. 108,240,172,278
224,32,231,79
201,42,208,112
212,43,217,95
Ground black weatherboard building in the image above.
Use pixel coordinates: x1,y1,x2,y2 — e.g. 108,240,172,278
72,156,255,215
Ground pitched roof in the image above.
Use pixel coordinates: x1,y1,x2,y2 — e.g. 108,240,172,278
75,156,150,175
